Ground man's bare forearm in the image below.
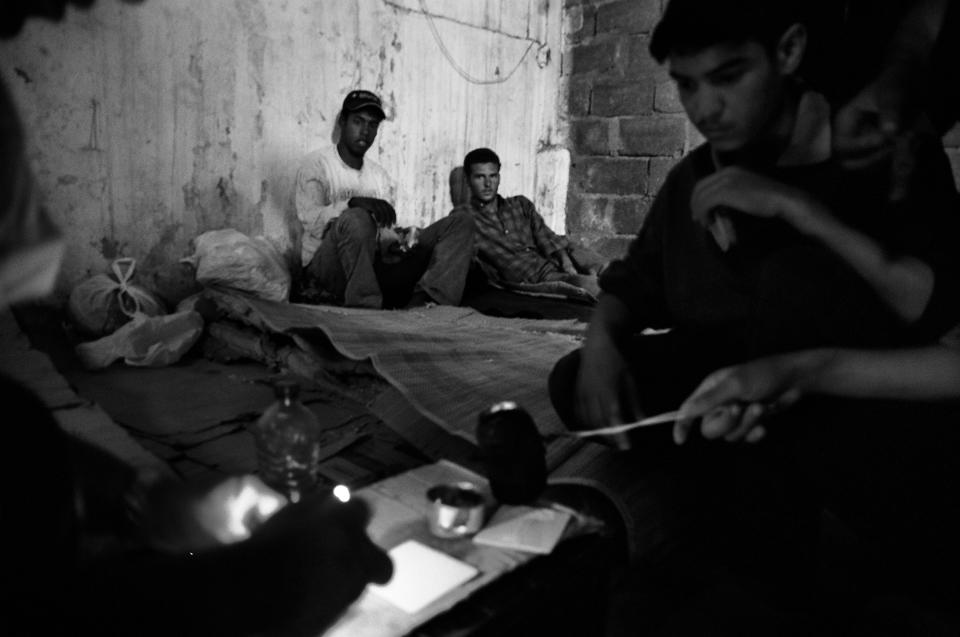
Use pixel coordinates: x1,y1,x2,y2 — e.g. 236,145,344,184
805,346,960,401
783,198,934,322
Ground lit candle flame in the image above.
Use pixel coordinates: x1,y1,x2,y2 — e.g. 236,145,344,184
218,477,286,542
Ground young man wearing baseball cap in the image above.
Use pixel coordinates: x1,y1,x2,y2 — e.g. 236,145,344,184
294,90,474,309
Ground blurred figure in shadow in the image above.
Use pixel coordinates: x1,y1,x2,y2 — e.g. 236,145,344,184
669,4,960,632
1,3,391,636
548,0,960,635
805,0,960,186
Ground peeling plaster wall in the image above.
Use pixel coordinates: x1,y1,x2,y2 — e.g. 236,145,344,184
0,0,566,299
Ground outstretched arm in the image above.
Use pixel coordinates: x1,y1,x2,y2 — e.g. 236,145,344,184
675,345,960,444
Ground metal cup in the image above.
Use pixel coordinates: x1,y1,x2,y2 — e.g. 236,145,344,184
426,482,485,538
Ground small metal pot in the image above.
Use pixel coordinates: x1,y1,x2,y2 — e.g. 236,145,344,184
425,481,485,538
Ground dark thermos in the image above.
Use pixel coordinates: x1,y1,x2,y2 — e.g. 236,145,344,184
476,401,547,504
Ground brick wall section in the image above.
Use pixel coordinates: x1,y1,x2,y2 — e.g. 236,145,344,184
563,0,689,259
563,0,960,260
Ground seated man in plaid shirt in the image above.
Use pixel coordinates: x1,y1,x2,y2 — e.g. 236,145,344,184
456,147,605,298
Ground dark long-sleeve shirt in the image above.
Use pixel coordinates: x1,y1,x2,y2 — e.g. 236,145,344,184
600,98,960,367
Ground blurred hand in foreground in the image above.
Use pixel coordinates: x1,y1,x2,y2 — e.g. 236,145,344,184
247,493,394,635
133,473,287,553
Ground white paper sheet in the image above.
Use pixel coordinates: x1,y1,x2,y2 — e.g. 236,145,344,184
368,540,479,614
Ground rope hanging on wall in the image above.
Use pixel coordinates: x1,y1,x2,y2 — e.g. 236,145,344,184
384,0,548,85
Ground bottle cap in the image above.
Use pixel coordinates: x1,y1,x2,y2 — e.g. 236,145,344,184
486,400,518,414
273,379,301,399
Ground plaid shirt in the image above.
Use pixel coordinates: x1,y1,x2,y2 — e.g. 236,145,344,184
458,195,568,284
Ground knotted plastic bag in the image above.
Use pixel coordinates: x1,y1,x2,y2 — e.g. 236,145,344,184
75,310,204,370
183,229,290,302
67,258,166,337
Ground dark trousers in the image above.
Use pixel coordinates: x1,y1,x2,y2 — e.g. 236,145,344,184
305,208,474,309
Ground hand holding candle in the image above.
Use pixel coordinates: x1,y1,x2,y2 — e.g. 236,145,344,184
132,473,287,553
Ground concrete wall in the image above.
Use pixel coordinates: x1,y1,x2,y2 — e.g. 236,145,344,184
1,0,566,302
7,0,959,303
562,0,960,260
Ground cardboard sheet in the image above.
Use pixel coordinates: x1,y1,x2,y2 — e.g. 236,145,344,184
473,505,572,555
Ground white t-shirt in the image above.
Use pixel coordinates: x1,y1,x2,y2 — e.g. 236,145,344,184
294,145,396,266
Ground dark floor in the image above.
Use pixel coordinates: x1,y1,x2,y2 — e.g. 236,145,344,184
12,301,432,489
7,300,627,637
11,281,599,488
15,301,957,637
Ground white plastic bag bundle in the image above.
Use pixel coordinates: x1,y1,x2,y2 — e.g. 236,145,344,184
75,310,204,370
67,258,166,337
183,229,290,302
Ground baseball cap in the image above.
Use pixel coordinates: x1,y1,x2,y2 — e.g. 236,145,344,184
342,90,386,120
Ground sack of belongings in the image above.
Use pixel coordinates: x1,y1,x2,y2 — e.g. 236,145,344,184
75,309,204,370
182,229,290,302
67,258,166,337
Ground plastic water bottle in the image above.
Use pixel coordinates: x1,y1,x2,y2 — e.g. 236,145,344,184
252,379,323,503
